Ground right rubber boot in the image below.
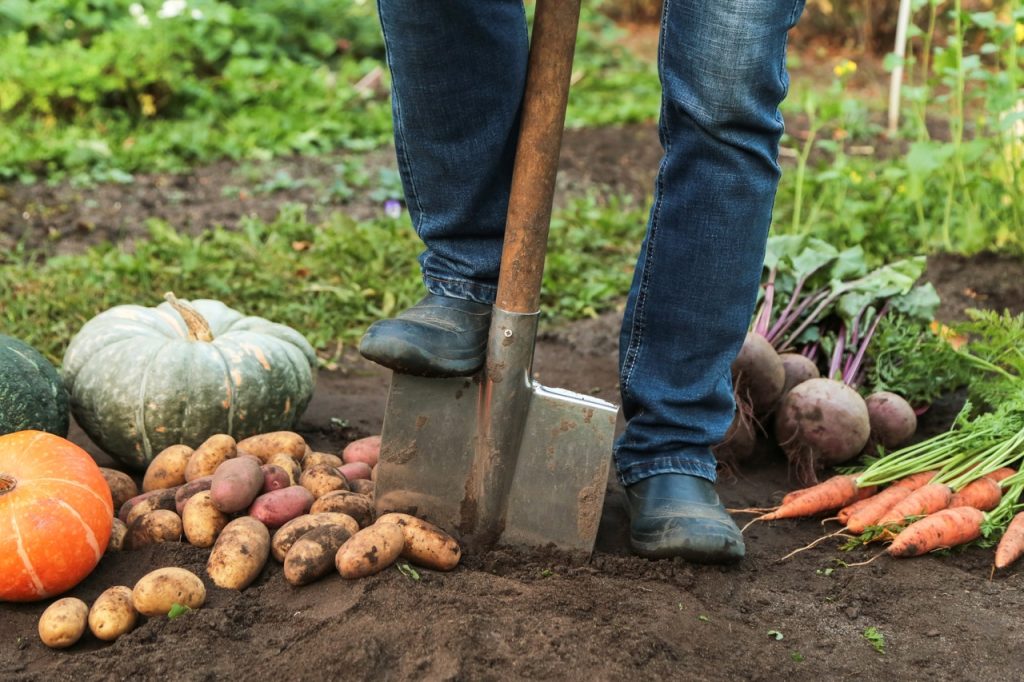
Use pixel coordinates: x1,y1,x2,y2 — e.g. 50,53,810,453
357,294,491,377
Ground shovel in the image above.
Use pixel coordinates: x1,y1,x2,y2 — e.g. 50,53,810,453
372,0,619,555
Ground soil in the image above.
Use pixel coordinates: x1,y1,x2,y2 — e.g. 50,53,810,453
3,127,1024,680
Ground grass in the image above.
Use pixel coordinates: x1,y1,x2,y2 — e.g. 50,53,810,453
1,197,647,364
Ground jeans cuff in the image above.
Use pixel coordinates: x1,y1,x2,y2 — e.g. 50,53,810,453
614,451,718,487
423,274,497,306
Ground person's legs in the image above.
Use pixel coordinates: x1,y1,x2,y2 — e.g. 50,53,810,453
375,0,529,304
360,1,528,376
618,0,805,561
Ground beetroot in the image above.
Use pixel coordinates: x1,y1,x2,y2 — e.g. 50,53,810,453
732,332,785,417
774,378,870,485
865,391,917,450
778,353,820,401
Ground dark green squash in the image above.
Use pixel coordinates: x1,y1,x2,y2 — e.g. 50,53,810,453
0,334,70,437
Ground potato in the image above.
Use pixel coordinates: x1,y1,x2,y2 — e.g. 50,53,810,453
237,431,307,462
184,434,237,481
142,444,193,492
339,461,372,482
182,490,230,548
207,516,271,590
99,467,139,511
107,517,128,552
284,524,354,586
299,464,349,499
269,453,302,485
120,487,179,525
132,567,206,617
371,465,378,483
335,523,405,579
174,476,213,516
128,509,183,549
271,512,361,562
38,597,89,649
88,586,137,642
210,456,264,513
260,464,291,493
350,479,375,497
376,513,461,571
302,451,343,470
310,490,374,527
248,486,315,528
342,435,381,468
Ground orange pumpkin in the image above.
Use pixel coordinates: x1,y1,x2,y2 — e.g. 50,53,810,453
0,430,113,602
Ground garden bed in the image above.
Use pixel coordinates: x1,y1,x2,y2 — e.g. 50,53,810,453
2,251,1022,681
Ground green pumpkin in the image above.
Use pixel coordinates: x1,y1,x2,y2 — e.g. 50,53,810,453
0,334,70,437
62,294,318,471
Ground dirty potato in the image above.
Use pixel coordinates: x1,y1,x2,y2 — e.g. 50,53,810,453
335,523,405,579
376,513,461,571
88,586,137,642
349,479,375,497
342,435,381,467
260,464,291,493
182,490,230,548
339,461,372,482
284,524,354,586
248,486,315,528
107,517,128,552
142,444,193,492
269,453,302,485
132,567,206,617
302,451,343,470
299,464,349,499
237,431,307,462
174,476,213,516
120,487,179,525
271,512,361,561
210,456,264,513
207,516,271,590
99,467,139,511
310,490,374,527
184,434,237,481
128,509,183,549
38,597,89,649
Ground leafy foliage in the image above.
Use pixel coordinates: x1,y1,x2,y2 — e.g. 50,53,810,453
867,314,968,406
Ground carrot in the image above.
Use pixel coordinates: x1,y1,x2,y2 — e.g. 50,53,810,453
845,486,913,533
837,491,881,525
888,506,985,557
984,467,1016,483
876,482,954,527
757,475,860,521
948,477,1002,511
994,511,1024,569
843,471,937,533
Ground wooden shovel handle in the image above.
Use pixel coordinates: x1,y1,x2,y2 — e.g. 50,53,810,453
495,0,581,314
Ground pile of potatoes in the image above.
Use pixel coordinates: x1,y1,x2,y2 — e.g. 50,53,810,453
44,431,462,648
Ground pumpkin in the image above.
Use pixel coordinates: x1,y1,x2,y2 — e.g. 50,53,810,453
0,335,70,438
0,430,113,602
62,293,318,471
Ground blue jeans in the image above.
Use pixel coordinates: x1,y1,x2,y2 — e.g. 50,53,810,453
377,0,805,486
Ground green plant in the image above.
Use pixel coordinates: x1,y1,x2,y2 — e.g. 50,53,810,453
862,626,886,654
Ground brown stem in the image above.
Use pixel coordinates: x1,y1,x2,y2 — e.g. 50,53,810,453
164,292,214,342
0,473,16,495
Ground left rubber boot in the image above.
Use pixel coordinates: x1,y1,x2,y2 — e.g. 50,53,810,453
625,473,745,563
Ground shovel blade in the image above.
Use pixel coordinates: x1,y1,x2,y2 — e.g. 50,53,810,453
374,373,617,554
